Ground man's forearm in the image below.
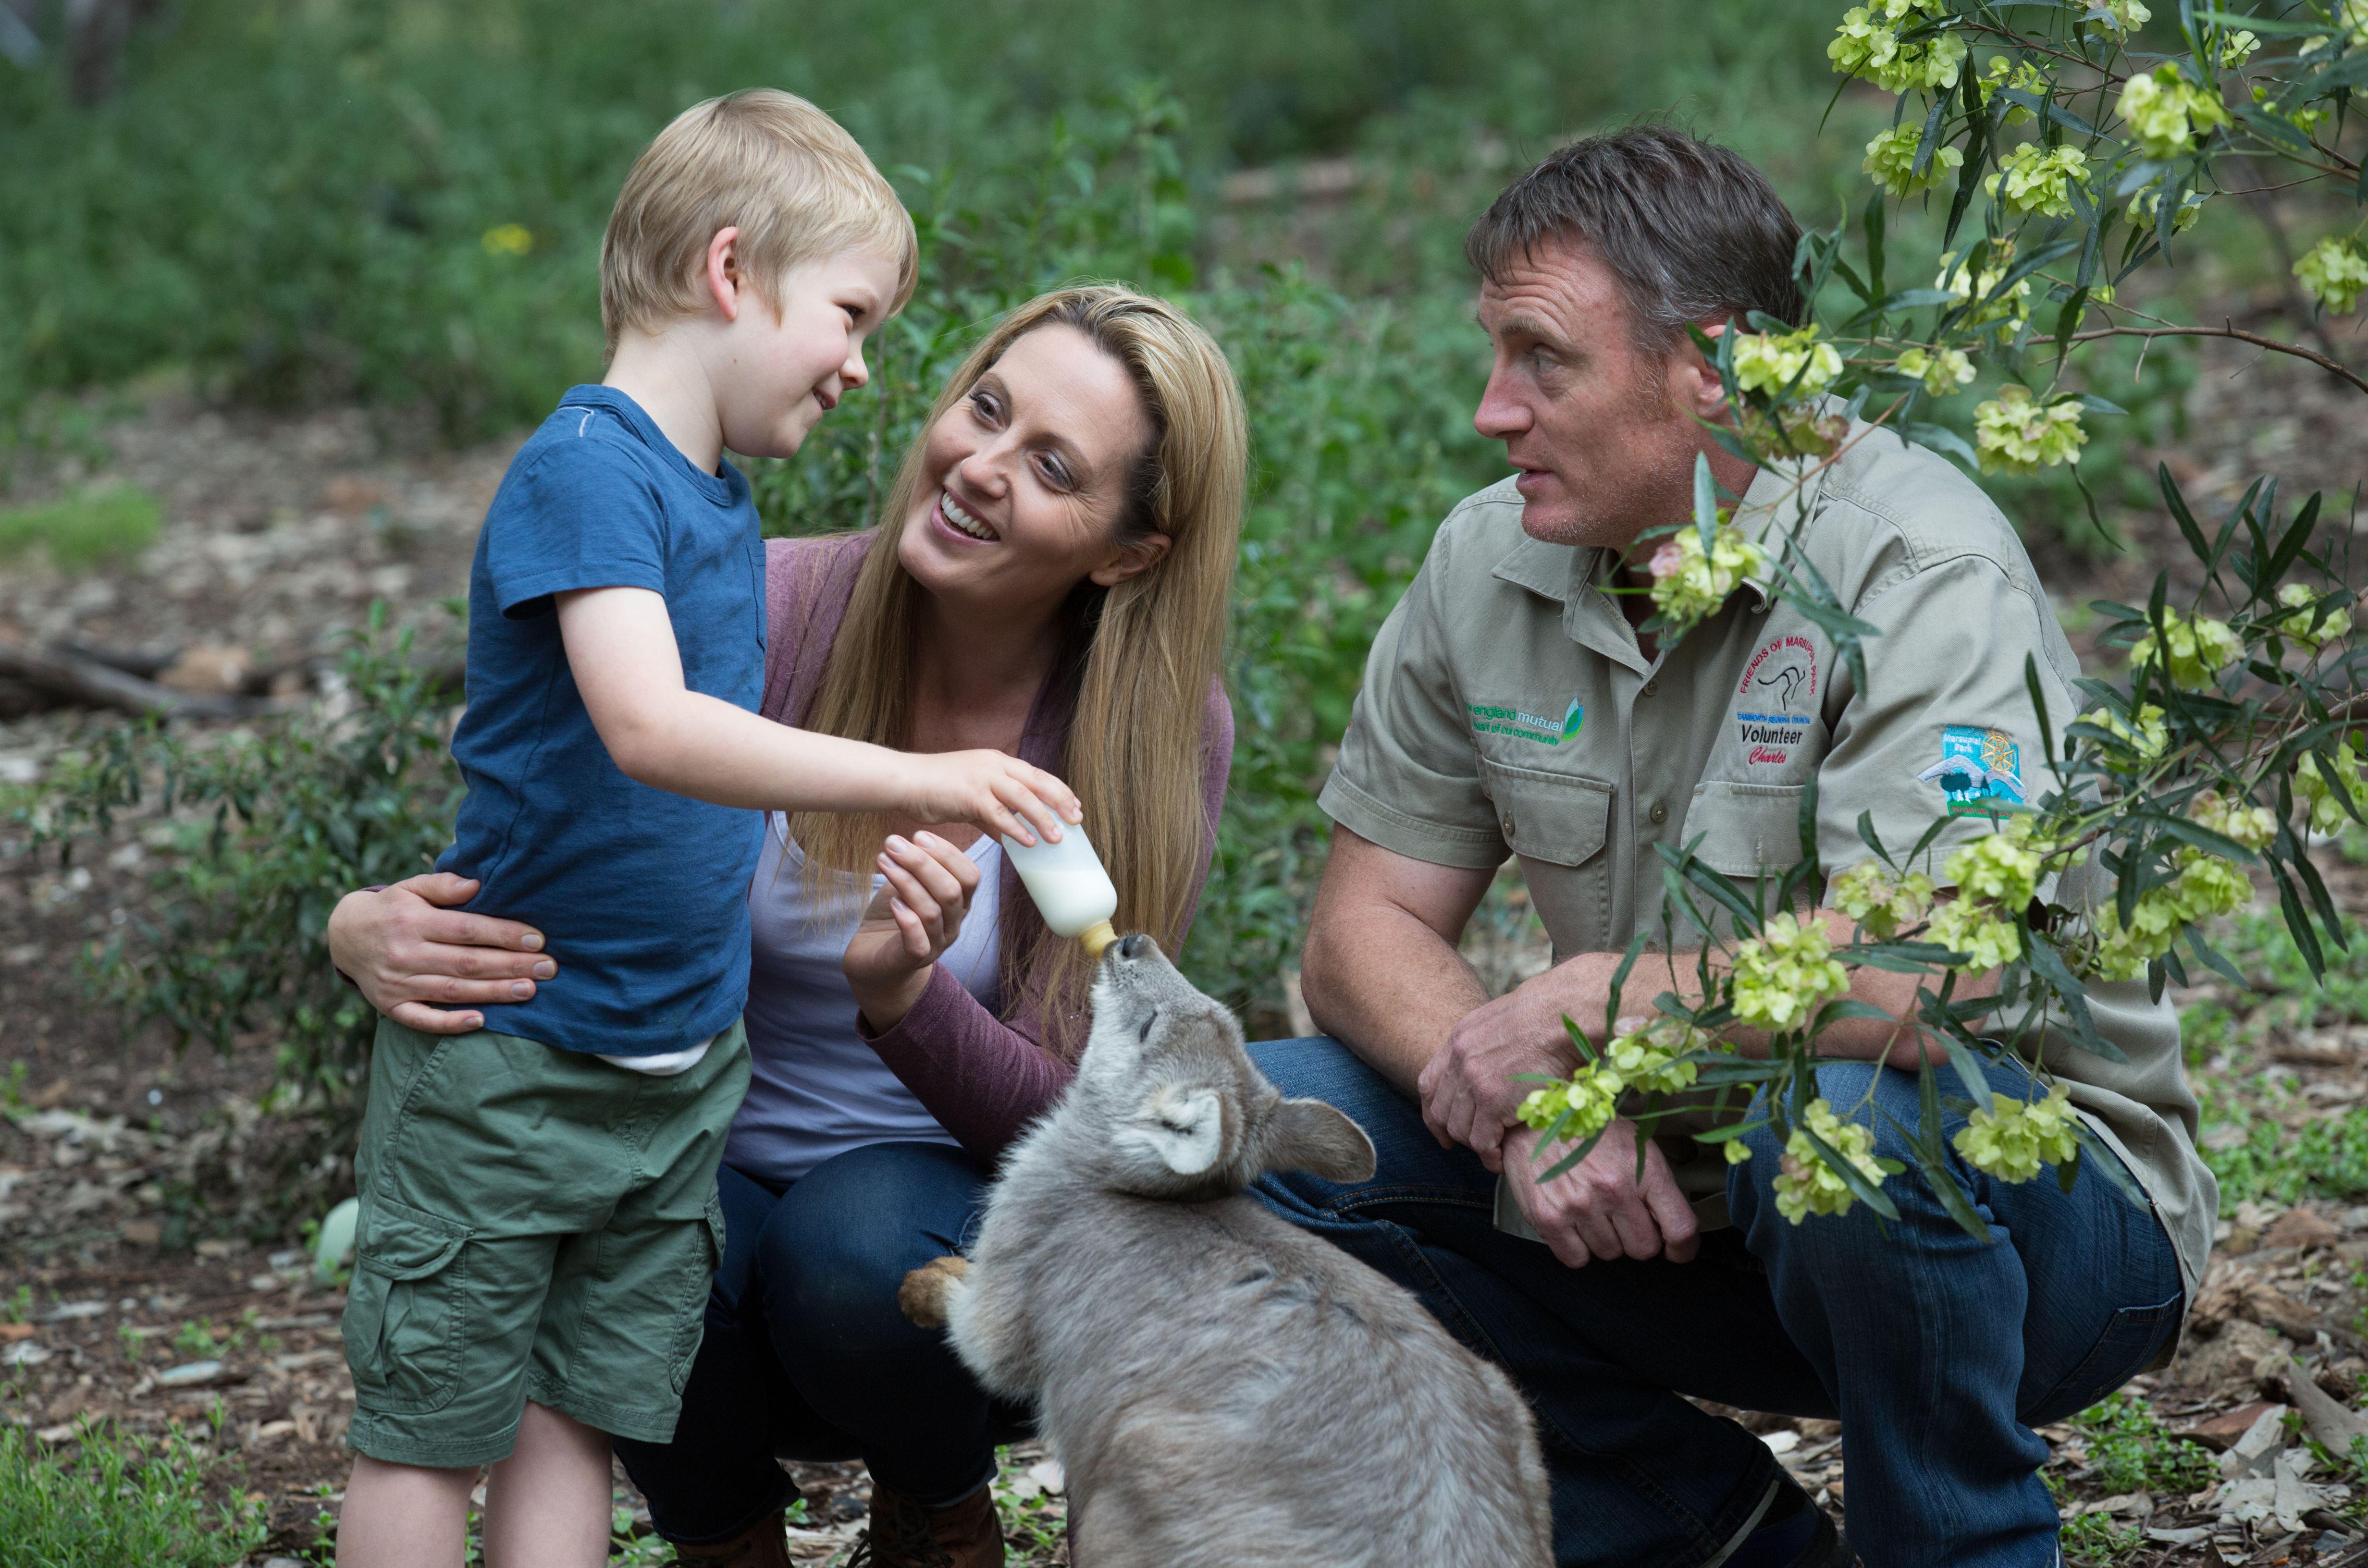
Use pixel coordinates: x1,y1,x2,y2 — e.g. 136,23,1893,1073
1301,894,1489,1095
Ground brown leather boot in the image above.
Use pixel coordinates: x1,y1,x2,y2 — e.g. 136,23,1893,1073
845,1478,1004,1568
666,1508,794,1568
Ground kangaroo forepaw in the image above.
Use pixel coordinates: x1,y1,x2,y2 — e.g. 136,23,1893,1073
899,1254,971,1328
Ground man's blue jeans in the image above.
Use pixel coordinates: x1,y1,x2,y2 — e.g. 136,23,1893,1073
1250,1038,2186,1568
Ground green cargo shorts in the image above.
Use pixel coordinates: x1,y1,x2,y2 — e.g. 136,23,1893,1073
340,1016,750,1469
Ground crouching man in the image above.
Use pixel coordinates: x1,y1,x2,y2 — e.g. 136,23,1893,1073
1251,127,2212,1568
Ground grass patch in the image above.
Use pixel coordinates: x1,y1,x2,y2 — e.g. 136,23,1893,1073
0,485,160,569
0,1419,268,1568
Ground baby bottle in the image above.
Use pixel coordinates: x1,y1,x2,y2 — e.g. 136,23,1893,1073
1000,823,1120,958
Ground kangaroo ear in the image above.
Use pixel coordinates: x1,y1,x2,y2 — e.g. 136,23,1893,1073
1259,1098,1375,1183
1121,1085,1227,1176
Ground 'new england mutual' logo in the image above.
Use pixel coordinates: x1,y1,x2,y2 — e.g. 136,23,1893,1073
1467,697,1585,746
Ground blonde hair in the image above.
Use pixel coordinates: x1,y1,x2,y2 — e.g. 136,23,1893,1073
790,285,1246,1055
600,89,918,352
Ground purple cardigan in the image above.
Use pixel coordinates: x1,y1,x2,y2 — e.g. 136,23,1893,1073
759,532,1235,1160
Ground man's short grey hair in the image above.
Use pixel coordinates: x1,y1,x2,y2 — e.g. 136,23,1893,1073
1466,126,1806,357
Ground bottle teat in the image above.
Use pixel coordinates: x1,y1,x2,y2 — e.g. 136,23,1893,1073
1080,920,1118,960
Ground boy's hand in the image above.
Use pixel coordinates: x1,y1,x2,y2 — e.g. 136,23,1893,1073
904,750,1081,848
844,833,982,1030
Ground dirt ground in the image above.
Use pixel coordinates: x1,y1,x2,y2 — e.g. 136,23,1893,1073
1,325,2365,1564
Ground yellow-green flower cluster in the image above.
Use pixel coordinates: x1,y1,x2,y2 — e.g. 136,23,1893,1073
1732,326,1846,400
1978,56,2048,124
1953,1084,2083,1180
2125,188,2205,234
1926,895,2024,969
2116,65,2232,160
1517,1016,1708,1143
2297,742,2368,836
2189,789,2277,852
2278,583,2354,648
1773,1099,1888,1222
2090,847,2253,980
1830,861,1939,939
2130,610,2242,691
2295,238,2368,316
1984,143,2089,219
1936,246,2031,326
481,223,534,257
2219,28,2260,66
2079,702,2169,763
1864,125,1964,197
1517,1069,1620,1147
2086,0,2151,33
1648,522,1765,633
1974,385,2087,475
1895,345,1975,396
1730,912,1850,1034
1943,818,2054,909
1829,1,1968,95
2302,0,2368,51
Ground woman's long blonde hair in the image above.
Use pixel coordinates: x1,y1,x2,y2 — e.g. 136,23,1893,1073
789,285,1246,1054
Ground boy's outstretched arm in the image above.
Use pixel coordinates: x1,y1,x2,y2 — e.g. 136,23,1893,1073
556,586,1079,844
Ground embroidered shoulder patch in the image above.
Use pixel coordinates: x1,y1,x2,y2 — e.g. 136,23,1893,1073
1468,698,1584,746
1918,725,2024,815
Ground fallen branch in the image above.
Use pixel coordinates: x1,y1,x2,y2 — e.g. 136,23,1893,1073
0,642,270,720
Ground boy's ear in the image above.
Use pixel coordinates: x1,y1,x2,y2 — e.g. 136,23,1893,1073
1258,1099,1375,1184
706,226,746,321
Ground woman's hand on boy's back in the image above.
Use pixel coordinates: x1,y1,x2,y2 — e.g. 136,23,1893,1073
899,749,1081,850
326,873,558,1034
845,833,982,1034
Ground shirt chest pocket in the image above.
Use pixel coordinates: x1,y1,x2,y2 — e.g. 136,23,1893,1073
1480,759,1612,868
1680,781,1810,877
1480,760,1613,959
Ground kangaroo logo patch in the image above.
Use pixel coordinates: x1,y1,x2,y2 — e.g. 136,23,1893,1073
1468,698,1584,747
1919,725,2024,815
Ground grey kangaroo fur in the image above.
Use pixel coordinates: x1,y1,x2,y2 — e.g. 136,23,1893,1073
900,935,1552,1568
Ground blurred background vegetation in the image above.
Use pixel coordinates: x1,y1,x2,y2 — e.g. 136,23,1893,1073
0,0,2347,1036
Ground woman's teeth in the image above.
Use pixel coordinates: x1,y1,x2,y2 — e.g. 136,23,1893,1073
939,490,998,541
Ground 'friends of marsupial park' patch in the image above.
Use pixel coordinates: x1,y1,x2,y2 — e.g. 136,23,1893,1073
1467,698,1584,746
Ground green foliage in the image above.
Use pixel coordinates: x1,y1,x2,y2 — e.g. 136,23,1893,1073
18,609,461,1106
2203,1099,2368,1212
0,0,1842,442
2057,1511,2145,1566
0,484,160,568
2074,1392,2219,1497
0,1420,269,1568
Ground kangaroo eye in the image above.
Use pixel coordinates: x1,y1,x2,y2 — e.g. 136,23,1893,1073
1136,1007,1158,1044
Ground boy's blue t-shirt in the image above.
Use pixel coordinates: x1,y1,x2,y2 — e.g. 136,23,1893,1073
437,385,765,1056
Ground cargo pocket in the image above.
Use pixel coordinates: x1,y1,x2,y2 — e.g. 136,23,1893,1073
1480,760,1611,869
342,1194,470,1415
668,1190,729,1395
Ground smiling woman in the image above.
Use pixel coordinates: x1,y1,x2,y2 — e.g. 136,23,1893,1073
325,283,1246,1566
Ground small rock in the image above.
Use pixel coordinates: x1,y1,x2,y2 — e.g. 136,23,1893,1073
42,1300,106,1322
2147,1525,2211,1545
155,1360,223,1387
121,1219,161,1247
2264,1208,2341,1252
1762,1429,1801,1456
193,1238,237,1260
3,1342,51,1367
33,1423,77,1443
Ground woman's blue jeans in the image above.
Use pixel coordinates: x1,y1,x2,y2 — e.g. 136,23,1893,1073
611,1141,1029,1545
1248,1038,2185,1568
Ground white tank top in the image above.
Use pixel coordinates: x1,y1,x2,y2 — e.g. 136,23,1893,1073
724,812,1001,1184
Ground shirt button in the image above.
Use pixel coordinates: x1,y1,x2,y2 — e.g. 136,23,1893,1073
1648,802,1669,825
1502,813,1517,840
1642,679,1659,698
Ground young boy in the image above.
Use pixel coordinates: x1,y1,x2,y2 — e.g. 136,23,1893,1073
334,91,1078,1568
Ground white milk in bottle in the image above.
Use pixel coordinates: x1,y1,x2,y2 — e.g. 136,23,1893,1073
1000,823,1120,957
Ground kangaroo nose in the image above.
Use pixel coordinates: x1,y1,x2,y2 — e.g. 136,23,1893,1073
1117,933,1149,960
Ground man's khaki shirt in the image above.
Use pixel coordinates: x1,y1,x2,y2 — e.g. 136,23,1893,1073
1320,424,2215,1302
